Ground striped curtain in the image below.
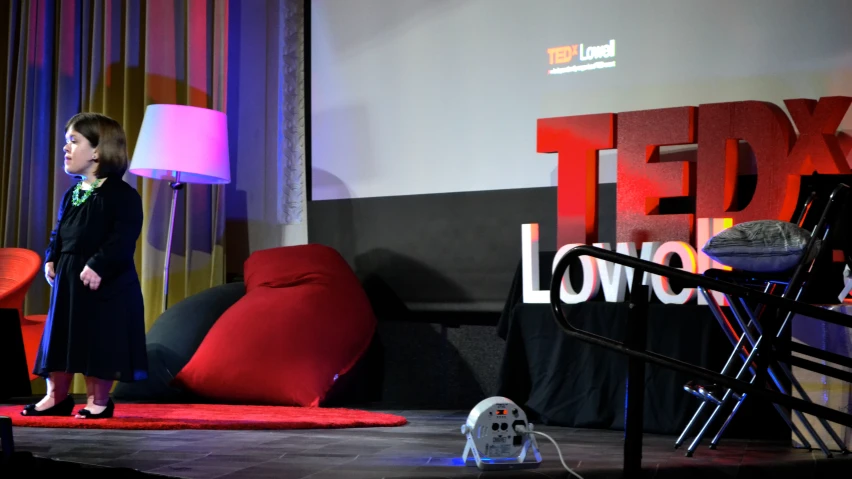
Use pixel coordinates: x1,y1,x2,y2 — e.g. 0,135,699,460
0,0,228,393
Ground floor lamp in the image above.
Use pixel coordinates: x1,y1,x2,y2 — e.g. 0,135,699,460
129,104,231,312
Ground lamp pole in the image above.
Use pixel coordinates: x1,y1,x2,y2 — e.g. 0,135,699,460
163,171,184,312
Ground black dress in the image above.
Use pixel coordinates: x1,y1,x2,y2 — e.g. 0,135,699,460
33,176,148,382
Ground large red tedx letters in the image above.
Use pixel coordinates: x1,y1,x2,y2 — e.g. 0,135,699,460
537,114,615,245
616,107,696,243
538,97,852,248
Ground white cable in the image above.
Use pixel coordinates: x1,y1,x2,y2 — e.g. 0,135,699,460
516,426,584,479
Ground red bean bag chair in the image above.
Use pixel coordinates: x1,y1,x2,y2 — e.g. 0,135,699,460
173,244,377,406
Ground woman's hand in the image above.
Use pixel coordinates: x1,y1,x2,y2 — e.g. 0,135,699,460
80,265,102,290
45,262,55,286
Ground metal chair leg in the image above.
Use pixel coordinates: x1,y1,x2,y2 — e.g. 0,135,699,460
676,287,755,451
682,288,815,454
684,329,834,457
674,303,751,450
685,384,738,456
675,401,709,449
737,297,849,454
700,301,834,457
710,384,831,457
708,395,811,451
774,359,849,454
685,334,762,456
706,296,822,451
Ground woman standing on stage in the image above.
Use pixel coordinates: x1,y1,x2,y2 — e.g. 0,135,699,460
22,112,148,419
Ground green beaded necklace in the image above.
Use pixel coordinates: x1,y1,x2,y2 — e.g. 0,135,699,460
71,178,102,206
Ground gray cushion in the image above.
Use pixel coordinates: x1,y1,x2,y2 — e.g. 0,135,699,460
702,220,814,273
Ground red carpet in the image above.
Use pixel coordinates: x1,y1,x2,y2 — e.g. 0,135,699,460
0,403,408,430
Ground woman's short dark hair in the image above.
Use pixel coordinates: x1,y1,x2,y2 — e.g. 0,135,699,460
65,112,129,179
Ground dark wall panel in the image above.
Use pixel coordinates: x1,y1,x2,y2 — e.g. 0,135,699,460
308,185,617,312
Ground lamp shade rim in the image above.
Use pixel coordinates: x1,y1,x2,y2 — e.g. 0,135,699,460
128,168,230,184
129,104,230,185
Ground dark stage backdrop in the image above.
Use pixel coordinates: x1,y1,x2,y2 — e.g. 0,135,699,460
308,184,616,314
308,173,851,318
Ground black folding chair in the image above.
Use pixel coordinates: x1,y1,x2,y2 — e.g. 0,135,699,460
675,183,852,457
548,244,852,476
676,191,819,453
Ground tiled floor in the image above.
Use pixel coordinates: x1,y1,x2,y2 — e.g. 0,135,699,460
2,407,850,478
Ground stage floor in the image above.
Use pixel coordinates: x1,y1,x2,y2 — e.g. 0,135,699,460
2,404,850,478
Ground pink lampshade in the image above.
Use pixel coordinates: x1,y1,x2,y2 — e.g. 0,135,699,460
129,104,231,184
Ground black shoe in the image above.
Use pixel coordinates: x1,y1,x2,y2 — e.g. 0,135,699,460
76,399,115,419
20,395,75,417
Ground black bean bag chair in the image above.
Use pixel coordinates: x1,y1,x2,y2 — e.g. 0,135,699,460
113,282,246,401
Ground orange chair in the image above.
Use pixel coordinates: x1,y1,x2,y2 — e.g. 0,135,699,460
0,248,46,382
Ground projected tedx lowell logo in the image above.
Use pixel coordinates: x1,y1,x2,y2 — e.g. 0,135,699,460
547,39,616,75
521,97,852,305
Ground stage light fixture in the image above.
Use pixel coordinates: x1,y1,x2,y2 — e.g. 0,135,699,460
460,396,585,478
460,396,541,471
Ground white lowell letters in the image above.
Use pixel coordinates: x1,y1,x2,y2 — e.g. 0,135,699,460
521,219,731,305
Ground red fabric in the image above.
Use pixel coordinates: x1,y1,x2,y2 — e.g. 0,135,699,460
20,315,47,380
243,243,352,291
0,248,42,321
0,403,407,430
173,245,376,407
